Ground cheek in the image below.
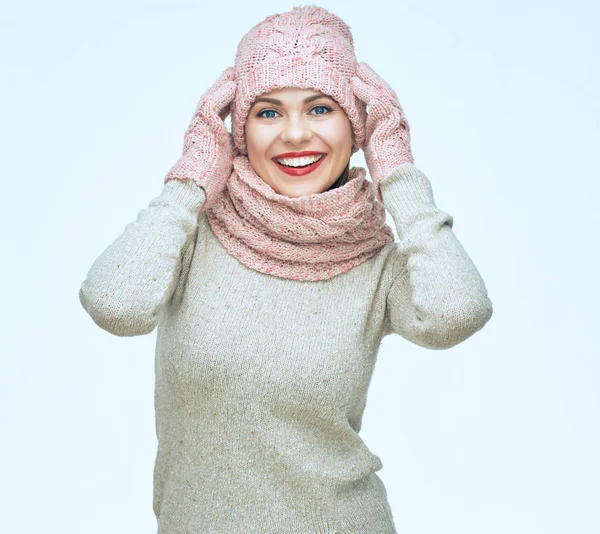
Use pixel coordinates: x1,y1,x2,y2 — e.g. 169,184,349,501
246,123,277,154
316,118,353,150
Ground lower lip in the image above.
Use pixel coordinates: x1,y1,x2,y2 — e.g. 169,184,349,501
272,155,327,176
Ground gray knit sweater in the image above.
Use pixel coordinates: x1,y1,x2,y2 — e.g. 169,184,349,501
79,162,493,533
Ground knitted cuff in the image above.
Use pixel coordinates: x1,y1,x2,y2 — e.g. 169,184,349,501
379,163,440,235
164,154,221,210
162,177,206,212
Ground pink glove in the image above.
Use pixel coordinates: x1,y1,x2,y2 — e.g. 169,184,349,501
164,67,237,210
350,62,414,202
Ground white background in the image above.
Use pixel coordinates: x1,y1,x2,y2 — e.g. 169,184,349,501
2,0,598,532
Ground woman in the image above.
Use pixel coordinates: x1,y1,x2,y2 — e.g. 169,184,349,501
79,5,493,533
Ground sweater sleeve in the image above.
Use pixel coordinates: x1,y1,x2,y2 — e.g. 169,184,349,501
380,163,493,350
79,179,206,337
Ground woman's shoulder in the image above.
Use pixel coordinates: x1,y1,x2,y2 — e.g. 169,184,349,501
197,207,210,231
378,240,408,282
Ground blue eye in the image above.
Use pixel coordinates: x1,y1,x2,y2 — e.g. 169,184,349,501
258,109,278,119
312,105,332,115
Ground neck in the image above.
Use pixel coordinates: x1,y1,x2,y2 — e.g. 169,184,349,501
325,162,351,192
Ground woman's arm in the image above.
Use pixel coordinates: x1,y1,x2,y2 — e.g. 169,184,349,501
381,163,493,349
79,179,206,337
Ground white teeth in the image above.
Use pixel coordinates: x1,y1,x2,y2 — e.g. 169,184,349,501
275,155,323,167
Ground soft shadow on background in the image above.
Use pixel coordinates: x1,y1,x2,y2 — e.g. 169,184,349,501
1,0,598,532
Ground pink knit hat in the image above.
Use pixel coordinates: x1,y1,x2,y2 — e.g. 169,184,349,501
230,4,367,156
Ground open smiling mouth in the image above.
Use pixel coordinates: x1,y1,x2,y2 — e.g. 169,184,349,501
272,154,327,176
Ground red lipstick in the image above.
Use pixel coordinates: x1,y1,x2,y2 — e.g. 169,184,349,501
271,151,327,176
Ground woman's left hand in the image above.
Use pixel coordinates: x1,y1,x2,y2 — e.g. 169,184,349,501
351,62,414,201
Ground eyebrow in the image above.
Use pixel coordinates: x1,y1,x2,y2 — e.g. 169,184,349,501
253,94,336,106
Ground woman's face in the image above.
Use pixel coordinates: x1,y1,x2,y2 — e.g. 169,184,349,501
244,88,355,198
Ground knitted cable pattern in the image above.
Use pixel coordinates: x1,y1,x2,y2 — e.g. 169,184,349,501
205,154,395,281
230,4,367,156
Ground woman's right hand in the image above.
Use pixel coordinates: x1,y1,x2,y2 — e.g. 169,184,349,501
164,66,238,210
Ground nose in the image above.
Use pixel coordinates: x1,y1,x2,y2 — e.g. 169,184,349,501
279,115,313,146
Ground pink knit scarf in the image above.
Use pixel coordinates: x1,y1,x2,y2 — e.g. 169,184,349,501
205,155,395,281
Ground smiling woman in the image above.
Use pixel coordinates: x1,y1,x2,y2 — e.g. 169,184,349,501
79,4,493,534
244,88,356,197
